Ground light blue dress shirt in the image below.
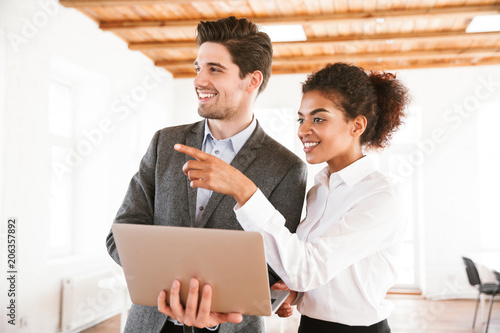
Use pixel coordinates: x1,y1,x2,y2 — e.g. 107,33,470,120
195,118,257,225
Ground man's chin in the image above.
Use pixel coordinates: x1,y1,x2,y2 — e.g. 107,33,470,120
198,108,223,120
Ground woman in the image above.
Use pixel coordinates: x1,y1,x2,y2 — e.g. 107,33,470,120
171,62,410,332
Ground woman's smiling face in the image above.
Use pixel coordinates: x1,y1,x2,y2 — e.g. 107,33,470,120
297,90,364,173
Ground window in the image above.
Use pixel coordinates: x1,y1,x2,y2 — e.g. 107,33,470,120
49,78,75,256
378,106,422,289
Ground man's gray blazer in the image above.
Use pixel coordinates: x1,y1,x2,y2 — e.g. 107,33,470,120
106,120,307,333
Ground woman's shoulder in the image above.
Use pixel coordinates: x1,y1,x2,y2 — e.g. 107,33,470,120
360,170,403,202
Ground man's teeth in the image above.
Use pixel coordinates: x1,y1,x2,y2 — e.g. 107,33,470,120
199,93,216,99
304,142,319,148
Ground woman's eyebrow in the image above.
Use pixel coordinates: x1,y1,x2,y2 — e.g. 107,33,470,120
298,108,331,116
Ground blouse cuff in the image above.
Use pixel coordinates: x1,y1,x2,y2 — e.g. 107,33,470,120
234,189,277,232
291,292,304,306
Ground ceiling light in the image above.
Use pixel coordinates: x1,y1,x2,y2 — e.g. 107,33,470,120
376,18,385,24
466,15,500,33
259,24,307,42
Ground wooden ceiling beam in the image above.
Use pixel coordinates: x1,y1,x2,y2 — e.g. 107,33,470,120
131,31,500,51
156,47,500,69
273,49,500,65
130,41,196,50
60,0,216,7
171,57,500,77
98,5,500,31
280,31,500,48
271,58,500,75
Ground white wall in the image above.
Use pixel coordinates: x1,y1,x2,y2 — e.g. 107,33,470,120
0,0,173,332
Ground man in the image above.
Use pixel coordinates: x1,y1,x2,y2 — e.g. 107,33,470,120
106,16,307,333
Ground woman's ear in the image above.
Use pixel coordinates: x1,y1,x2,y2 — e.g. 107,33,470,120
246,70,263,94
352,115,367,137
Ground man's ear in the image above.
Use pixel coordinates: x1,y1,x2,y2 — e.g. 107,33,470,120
246,70,263,94
352,115,367,137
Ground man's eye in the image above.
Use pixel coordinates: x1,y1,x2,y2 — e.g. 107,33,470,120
297,118,304,124
194,67,201,73
210,67,220,72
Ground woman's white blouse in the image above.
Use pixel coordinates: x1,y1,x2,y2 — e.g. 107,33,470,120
235,156,406,326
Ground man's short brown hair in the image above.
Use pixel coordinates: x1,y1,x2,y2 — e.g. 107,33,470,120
196,16,273,94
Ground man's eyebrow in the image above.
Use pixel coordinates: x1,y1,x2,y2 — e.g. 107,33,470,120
298,109,331,116
193,61,227,70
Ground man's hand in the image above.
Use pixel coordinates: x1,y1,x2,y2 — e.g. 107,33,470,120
157,278,243,328
174,144,257,206
271,280,297,318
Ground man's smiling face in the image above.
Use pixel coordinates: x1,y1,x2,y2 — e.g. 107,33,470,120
194,42,251,122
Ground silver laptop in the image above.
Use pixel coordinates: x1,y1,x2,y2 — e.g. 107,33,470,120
112,223,289,316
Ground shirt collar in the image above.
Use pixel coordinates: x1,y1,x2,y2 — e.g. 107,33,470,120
315,155,378,188
203,121,219,150
203,117,257,154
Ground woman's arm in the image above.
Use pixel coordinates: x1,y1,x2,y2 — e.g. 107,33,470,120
236,188,405,291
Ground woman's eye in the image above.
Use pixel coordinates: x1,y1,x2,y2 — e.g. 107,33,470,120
297,118,304,124
313,117,324,123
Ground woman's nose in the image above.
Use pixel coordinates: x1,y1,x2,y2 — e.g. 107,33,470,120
298,121,312,137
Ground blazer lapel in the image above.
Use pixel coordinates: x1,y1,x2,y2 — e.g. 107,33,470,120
197,122,266,228
185,121,205,227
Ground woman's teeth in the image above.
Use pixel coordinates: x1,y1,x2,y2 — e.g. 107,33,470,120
304,142,319,148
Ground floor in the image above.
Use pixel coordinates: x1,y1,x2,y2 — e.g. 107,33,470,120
82,296,500,333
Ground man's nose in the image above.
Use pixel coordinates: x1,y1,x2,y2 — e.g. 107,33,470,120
193,69,208,87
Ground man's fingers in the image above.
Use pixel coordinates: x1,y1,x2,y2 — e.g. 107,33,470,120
157,290,175,317
182,160,205,176
186,169,203,182
210,312,243,326
159,278,242,328
195,284,213,327
225,312,243,324
184,278,200,327
157,289,166,311
175,144,211,161
169,280,185,323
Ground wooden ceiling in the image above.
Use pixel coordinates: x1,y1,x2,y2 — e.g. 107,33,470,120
60,0,500,78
